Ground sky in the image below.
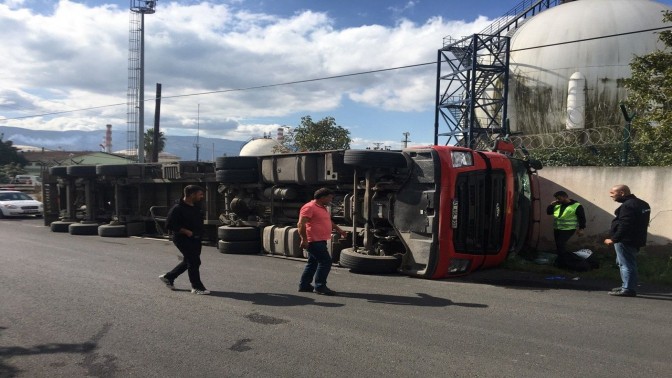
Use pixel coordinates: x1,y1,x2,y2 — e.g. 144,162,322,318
1,0,671,151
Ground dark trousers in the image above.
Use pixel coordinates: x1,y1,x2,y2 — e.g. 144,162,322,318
299,241,331,289
165,238,205,290
554,229,576,264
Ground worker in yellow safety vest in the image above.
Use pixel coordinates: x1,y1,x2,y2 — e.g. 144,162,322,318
546,190,586,268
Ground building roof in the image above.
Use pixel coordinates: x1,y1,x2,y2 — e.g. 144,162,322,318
20,150,132,166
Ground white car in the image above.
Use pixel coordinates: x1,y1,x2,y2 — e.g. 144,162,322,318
0,190,43,218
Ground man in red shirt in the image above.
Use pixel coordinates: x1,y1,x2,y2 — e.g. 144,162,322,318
298,188,346,295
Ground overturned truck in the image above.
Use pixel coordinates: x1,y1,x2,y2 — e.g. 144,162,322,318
217,144,540,278
42,144,540,279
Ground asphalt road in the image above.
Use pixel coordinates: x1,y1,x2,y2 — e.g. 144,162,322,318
1,218,671,378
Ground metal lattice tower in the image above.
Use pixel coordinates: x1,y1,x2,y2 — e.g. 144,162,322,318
434,0,562,148
127,1,156,162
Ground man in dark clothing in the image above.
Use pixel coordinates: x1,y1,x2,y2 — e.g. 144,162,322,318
604,185,651,297
159,185,210,295
546,190,586,268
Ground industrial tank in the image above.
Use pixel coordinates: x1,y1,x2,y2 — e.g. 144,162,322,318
239,138,282,156
507,0,671,135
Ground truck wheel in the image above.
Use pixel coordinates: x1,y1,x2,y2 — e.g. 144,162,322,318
216,169,259,184
343,150,407,168
49,166,68,177
67,165,97,177
98,224,127,237
69,222,100,235
218,240,261,254
217,226,260,241
215,156,258,170
51,221,75,232
339,248,401,274
96,164,128,176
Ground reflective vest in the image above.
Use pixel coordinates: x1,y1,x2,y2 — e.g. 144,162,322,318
553,202,580,230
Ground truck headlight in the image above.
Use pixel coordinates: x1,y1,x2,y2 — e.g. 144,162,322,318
448,258,471,273
451,151,473,168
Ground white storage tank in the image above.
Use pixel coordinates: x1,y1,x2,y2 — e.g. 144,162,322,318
507,0,671,135
239,138,282,156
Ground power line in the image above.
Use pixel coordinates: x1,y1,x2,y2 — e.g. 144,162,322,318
510,25,672,53
0,62,434,122
161,62,435,100
1,24,670,122
0,102,127,121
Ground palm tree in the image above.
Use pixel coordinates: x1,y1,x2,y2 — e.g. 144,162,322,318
144,128,166,162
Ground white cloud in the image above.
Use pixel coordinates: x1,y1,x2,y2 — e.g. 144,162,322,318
2,0,26,10
0,1,492,141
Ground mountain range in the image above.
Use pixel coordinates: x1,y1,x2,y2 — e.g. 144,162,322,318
0,125,246,160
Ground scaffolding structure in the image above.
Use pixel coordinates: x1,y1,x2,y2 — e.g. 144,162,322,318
127,1,156,162
434,0,562,148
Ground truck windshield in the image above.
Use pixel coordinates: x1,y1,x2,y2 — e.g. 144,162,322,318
509,159,534,255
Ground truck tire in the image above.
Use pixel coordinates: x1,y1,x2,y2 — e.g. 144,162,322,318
49,166,68,177
217,226,260,241
215,156,258,170
51,221,75,232
96,164,128,176
69,222,100,235
218,240,261,254
343,150,407,168
67,165,97,177
339,248,401,274
215,169,258,184
98,224,127,237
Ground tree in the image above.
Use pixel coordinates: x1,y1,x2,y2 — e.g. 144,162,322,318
277,116,351,153
143,128,166,162
0,162,27,184
0,135,28,183
0,134,28,166
622,10,672,166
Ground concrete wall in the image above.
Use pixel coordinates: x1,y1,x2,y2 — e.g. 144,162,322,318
537,167,671,252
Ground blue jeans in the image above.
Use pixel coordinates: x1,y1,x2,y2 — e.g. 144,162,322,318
299,241,331,289
614,243,639,291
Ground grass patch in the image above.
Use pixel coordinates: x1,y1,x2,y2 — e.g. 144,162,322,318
505,246,672,287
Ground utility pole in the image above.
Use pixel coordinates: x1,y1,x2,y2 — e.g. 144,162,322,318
194,104,201,162
401,132,411,148
152,83,162,163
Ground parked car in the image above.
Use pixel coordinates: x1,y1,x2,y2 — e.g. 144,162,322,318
0,190,43,218
10,175,41,186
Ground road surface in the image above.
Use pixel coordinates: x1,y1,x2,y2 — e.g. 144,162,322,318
1,218,671,377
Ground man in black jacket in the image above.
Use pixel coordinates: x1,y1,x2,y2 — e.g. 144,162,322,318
604,185,651,297
159,185,210,295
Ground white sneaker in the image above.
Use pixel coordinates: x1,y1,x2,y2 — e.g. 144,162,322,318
159,275,175,290
191,289,211,295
